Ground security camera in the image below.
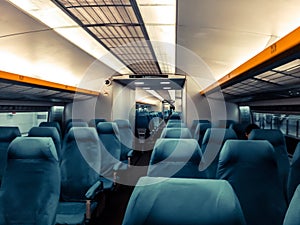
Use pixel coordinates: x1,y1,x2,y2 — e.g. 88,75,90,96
105,79,112,86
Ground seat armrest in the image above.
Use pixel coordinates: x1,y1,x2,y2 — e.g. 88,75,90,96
127,150,134,158
85,180,103,200
113,161,123,171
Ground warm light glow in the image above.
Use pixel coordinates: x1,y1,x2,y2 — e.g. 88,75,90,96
136,0,176,74
0,51,80,86
8,0,132,75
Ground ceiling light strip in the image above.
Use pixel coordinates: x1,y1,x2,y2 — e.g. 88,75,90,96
130,0,162,74
53,0,137,73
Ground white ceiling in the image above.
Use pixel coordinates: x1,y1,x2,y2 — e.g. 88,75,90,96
1,0,300,92
177,0,300,80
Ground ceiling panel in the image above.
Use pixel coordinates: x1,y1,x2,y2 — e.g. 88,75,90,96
54,0,161,74
221,55,300,103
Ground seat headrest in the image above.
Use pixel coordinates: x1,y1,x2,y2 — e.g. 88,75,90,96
122,177,246,225
167,120,183,124
202,128,237,146
66,127,98,142
160,128,192,138
166,123,186,128
28,127,60,139
88,118,107,127
291,142,300,166
195,123,211,133
8,137,58,161
97,122,119,135
248,129,285,147
39,121,60,129
151,138,201,163
65,119,85,125
169,113,181,120
219,140,276,164
0,127,21,141
114,119,131,129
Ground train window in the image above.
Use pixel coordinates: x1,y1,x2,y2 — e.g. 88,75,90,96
0,112,48,135
239,106,251,124
252,112,300,138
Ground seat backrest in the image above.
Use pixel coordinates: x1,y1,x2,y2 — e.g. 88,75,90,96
39,121,62,138
88,118,107,127
65,121,88,134
217,140,287,225
122,177,246,225
230,122,248,140
169,113,181,120
166,122,186,128
28,127,61,159
0,126,21,184
194,122,211,147
97,122,121,177
135,114,150,138
60,127,100,201
248,129,290,197
214,119,236,128
283,184,300,225
201,128,237,178
0,137,60,225
114,119,134,161
190,120,210,140
147,139,207,178
287,142,300,201
160,128,192,139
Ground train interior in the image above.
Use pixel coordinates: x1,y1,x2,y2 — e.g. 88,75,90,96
1,0,300,224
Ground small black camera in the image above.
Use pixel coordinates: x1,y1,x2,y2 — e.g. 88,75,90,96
105,79,111,86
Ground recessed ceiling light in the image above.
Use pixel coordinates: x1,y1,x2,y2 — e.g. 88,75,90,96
142,87,151,90
135,81,145,85
160,81,170,84
163,87,171,90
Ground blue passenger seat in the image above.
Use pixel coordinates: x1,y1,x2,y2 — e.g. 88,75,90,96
201,128,237,178
97,122,121,189
190,120,210,135
166,122,186,128
230,122,248,140
114,119,134,166
122,177,246,225
147,138,207,178
217,140,287,225
160,127,192,139
0,126,21,185
39,121,62,138
194,122,211,148
65,121,88,134
283,184,300,225
287,142,300,201
248,129,290,200
57,127,102,225
88,118,107,127
28,127,61,159
0,137,60,225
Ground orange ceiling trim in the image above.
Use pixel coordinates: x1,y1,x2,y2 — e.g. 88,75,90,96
200,26,300,95
0,70,100,96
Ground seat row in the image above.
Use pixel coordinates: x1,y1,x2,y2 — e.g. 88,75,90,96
0,120,136,225
144,125,299,225
129,136,296,225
